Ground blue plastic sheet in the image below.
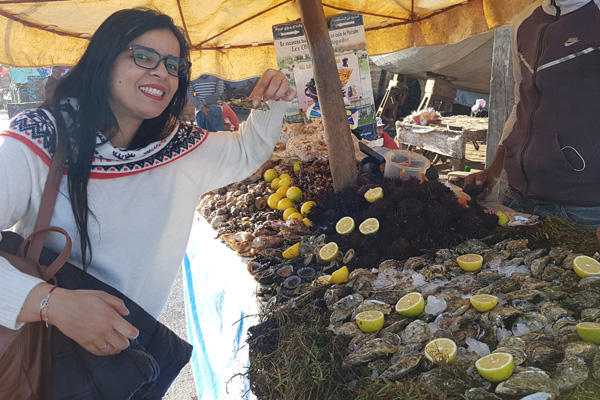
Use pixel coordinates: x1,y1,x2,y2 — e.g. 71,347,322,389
183,216,259,400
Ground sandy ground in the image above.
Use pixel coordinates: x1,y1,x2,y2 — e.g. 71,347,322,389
159,269,198,400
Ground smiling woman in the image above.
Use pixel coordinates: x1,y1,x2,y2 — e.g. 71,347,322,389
0,7,296,398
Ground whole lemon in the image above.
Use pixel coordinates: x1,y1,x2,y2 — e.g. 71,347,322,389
497,211,510,227
267,193,283,209
276,185,290,196
277,198,295,211
293,161,302,173
278,176,291,188
286,186,303,202
263,168,278,183
301,201,316,216
283,207,298,221
270,177,281,190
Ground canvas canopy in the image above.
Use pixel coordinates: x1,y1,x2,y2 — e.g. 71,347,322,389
2,0,534,80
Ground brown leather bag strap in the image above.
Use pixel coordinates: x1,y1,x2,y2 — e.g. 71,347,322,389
18,227,72,281
26,134,68,263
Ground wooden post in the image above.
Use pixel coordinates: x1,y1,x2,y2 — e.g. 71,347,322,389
487,26,514,202
297,0,357,192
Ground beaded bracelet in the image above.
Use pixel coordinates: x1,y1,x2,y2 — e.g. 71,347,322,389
39,286,58,328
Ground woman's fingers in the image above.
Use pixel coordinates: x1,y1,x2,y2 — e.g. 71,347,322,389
48,288,139,356
250,69,296,103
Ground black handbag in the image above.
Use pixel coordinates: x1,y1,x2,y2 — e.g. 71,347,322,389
0,136,192,399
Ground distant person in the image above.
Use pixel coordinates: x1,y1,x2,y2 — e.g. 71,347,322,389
376,117,399,150
44,66,62,101
222,101,240,131
187,74,224,132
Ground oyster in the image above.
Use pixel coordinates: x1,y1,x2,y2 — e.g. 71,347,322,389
229,97,270,111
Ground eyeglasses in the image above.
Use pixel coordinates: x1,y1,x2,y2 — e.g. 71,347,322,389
126,45,191,78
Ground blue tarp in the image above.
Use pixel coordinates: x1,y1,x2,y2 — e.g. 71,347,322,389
183,216,259,400
9,68,42,84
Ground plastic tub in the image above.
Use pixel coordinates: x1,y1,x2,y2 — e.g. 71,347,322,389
384,149,431,182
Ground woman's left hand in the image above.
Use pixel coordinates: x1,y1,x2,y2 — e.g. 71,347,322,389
249,69,296,105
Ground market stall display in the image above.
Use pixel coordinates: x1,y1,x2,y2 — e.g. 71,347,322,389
194,144,600,399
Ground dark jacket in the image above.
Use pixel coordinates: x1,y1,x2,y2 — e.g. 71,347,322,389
503,0,600,205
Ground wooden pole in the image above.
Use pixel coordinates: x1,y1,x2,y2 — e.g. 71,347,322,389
487,26,514,202
297,0,358,192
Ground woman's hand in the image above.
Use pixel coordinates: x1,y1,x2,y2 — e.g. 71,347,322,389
46,288,139,356
249,69,296,105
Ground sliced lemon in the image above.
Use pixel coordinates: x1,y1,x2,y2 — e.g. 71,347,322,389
573,255,600,278
395,292,425,317
576,322,600,344
475,353,514,383
267,193,283,209
335,216,355,235
300,201,316,216
329,266,349,284
276,185,290,196
277,197,295,211
364,187,384,203
359,218,379,235
286,186,303,202
282,243,300,259
270,177,281,190
424,338,457,364
302,218,313,228
355,310,384,333
263,168,278,183
470,294,499,312
456,254,483,272
283,207,298,221
319,242,339,262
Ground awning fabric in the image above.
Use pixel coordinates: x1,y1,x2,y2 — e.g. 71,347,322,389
1,0,535,80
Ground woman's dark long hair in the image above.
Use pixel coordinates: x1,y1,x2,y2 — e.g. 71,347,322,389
42,8,191,268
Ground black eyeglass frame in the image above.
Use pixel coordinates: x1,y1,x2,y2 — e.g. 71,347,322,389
126,45,192,78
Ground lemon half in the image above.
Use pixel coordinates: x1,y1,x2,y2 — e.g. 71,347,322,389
355,310,384,333
364,187,384,203
359,218,380,235
576,322,600,344
476,353,514,383
456,254,483,272
573,255,600,278
424,338,457,364
395,292,425,317
470,294,499,312
336,216,355,235
319,242,339,262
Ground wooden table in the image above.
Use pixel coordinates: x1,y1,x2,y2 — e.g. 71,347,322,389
394,116,488,171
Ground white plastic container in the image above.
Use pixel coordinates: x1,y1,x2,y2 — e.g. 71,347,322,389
384,149,431,182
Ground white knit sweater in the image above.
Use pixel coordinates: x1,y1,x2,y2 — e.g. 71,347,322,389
0,100,288,329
